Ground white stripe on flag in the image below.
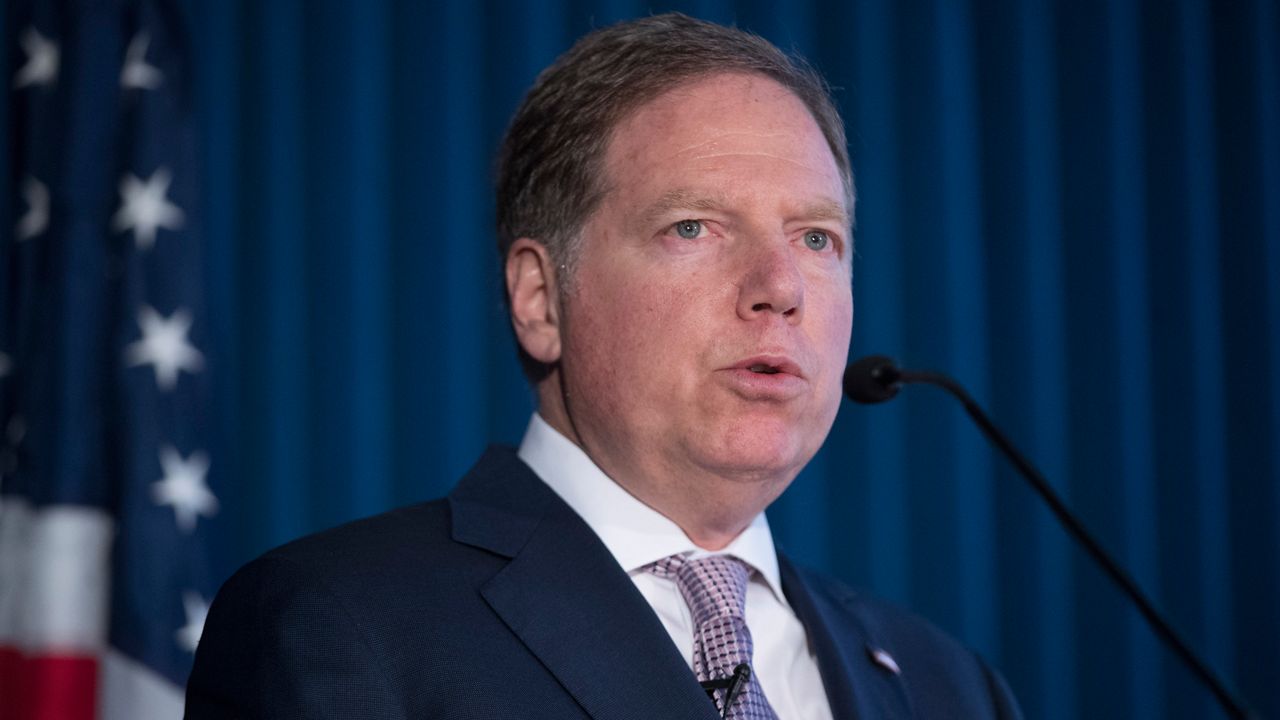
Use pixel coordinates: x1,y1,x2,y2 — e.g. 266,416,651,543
100,646,186,720
0,496,33,645
0,498,114,651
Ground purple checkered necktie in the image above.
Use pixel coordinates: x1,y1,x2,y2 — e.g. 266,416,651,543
649,554,780,720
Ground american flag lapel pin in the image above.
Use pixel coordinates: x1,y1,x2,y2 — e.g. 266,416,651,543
868,646,901,676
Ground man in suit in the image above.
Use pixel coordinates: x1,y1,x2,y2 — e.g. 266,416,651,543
186,13,1021,719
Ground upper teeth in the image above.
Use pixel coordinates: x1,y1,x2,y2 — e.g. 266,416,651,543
749,364,779,374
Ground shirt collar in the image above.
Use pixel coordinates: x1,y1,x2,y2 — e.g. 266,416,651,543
517,413,786,603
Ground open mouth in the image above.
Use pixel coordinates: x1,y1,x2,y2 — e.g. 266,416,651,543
748,364,781,375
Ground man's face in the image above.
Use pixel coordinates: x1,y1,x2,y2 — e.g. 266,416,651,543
551,72,853,529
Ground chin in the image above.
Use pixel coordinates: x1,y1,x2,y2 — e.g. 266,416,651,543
695,422,813,483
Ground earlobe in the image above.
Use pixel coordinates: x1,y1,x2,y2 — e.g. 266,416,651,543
505,238,562,364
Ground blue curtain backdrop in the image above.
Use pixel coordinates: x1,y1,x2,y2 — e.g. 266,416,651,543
178,0,1278,718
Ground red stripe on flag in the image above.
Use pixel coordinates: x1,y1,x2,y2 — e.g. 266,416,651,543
0,647,21,720
0,647,98,720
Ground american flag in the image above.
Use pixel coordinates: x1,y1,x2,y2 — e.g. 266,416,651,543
1,2,216,718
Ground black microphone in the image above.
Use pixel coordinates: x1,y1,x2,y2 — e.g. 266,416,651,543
843,356,1258,720
699,663,751,719
842,354,903,404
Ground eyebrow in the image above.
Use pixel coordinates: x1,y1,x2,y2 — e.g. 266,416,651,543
798,199,852,227
638,188,851,228
640,188,729,221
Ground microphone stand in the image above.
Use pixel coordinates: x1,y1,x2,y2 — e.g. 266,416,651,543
857,360,1258,720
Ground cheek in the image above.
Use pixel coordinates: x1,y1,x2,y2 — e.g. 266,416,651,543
566,274,671,383
813,290,854,393
813,278,854,338
597,259,715,332
577,269,720,402
833,299,854,348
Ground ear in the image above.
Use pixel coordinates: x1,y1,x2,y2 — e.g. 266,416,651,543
505,237,562,364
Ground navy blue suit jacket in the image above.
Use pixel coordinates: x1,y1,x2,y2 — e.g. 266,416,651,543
185,446,1022,719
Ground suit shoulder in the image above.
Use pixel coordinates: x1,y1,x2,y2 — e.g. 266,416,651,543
201,499,462,642
205,496,506,635
188,511,434,720
259,499,452,572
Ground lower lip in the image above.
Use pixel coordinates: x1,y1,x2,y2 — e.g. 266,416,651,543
721,368,807,400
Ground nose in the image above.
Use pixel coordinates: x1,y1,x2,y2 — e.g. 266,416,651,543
736,243,804,322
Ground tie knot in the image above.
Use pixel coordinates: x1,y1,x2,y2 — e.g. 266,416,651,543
650,554,751,626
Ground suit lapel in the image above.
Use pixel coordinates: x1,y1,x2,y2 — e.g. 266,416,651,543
449,448,716,720
780,556,914,720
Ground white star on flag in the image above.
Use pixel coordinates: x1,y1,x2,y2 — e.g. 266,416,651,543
112,167,185,250
151,445,216,533
16,176,49,241
120,31,162,90
124,305,204,391
176,591,211,653
13,27,59,89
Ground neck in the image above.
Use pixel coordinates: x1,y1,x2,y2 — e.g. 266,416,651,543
668,512,752,551
534,400,782,551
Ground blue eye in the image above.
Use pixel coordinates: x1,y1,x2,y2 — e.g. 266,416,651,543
674,219,703,239
804,231,830,251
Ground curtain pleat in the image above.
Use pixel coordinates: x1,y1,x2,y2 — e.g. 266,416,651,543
846,0,911,607
239,0,310,549
1249,0,1280,708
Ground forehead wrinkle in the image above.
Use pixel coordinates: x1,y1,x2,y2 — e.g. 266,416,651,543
685,151,838,177
671,130,795,155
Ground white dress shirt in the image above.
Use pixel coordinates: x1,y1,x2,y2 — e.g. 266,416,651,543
518,414,834,720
